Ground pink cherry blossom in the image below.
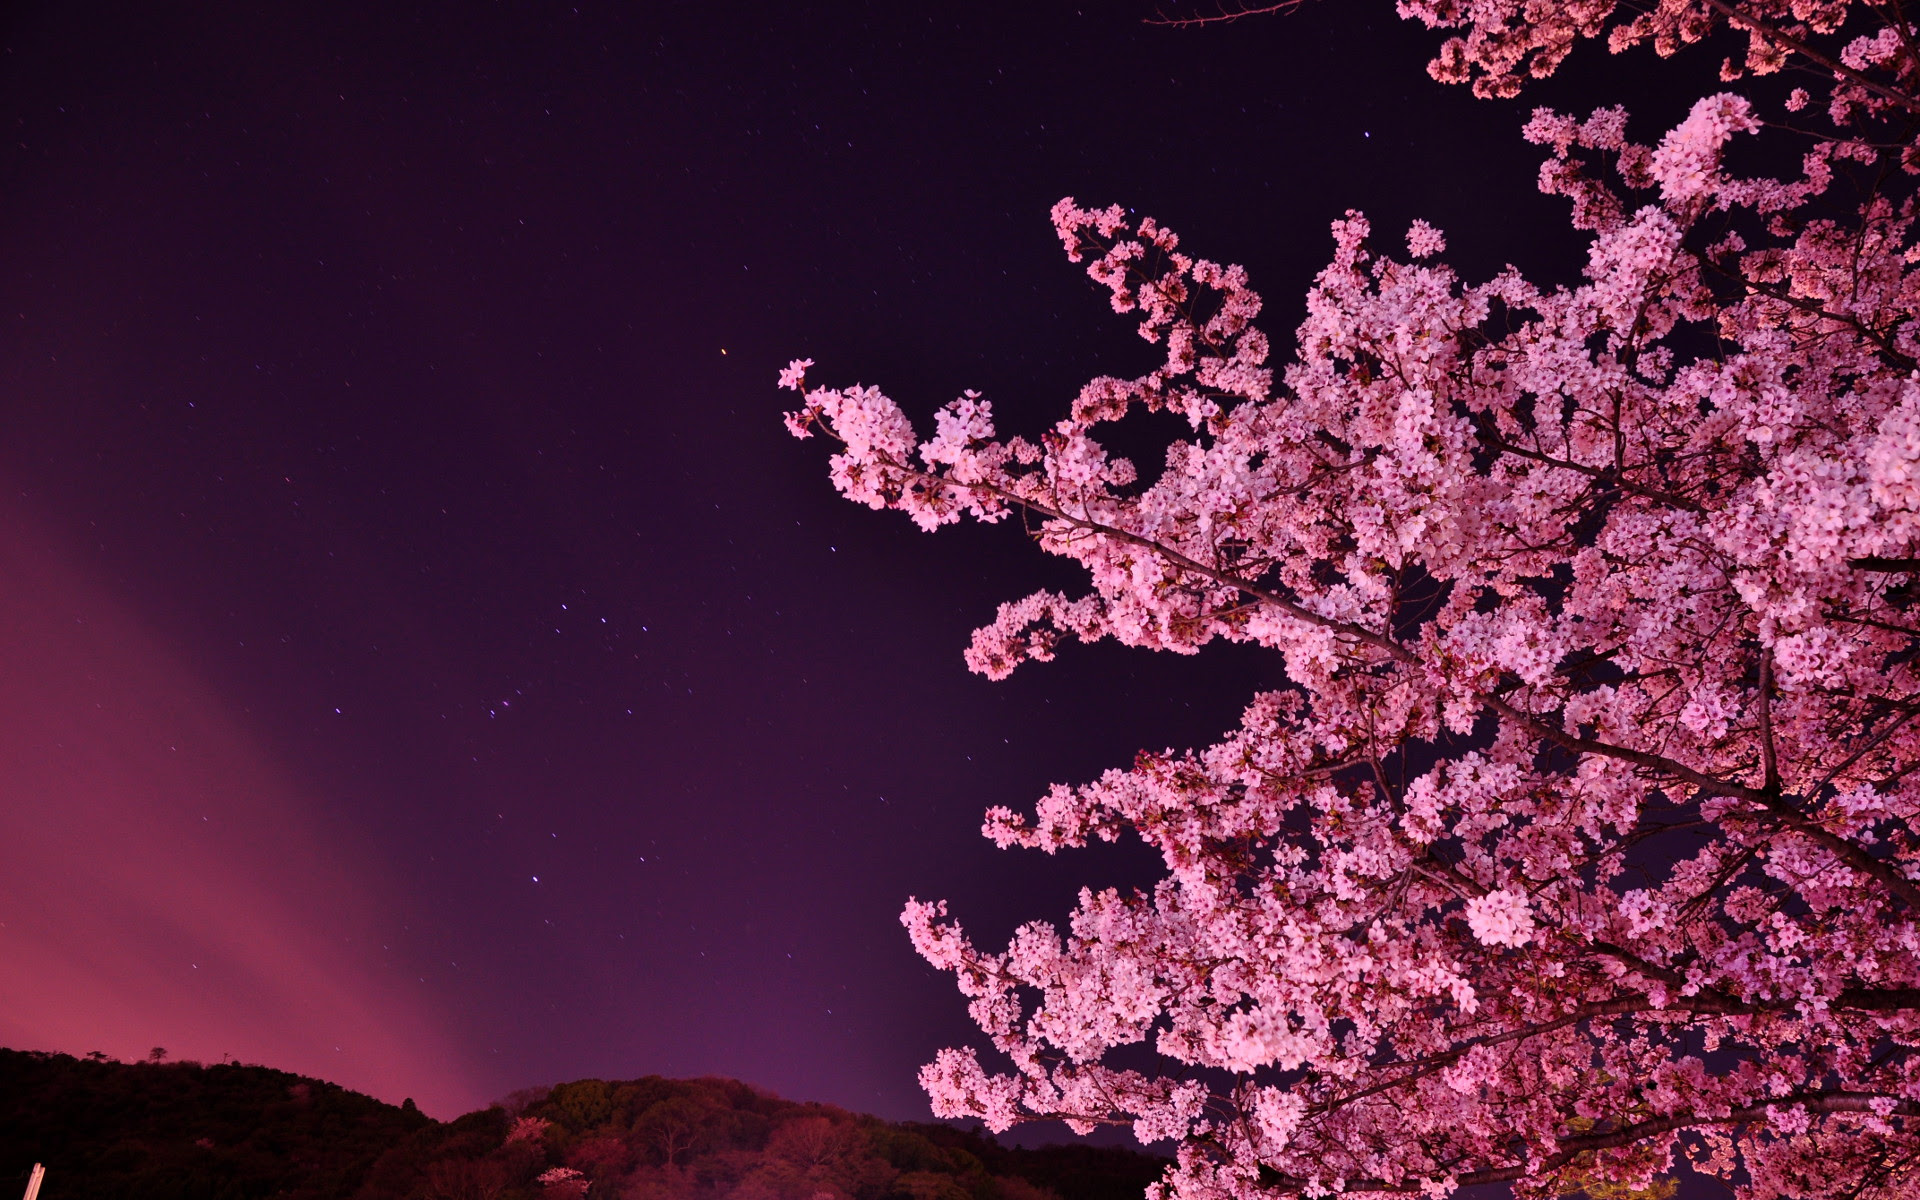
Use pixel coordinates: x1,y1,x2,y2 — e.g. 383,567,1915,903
506,1115,552,1144
790,4,1920,1197
1461,889,1536,949
777,357,813,392
1404,220,1446,260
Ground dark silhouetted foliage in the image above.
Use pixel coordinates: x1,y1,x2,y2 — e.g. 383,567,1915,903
0,1047,432,1200
0,1050,1165,1200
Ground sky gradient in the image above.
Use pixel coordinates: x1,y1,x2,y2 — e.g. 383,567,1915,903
0,0,1709,1123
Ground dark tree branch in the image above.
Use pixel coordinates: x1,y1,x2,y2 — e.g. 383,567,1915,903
1707,0,1920,115
1144,1,1309,28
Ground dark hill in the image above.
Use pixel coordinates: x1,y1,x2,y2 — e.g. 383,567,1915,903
0,1050,1166,1200
0,1049,432,1200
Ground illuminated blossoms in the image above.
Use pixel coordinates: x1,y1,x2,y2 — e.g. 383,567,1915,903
787,4,1920,1197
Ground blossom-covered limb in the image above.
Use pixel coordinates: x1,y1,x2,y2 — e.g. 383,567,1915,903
788,4,1920,1193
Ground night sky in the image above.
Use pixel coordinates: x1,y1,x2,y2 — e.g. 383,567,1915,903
0,1,1707,1123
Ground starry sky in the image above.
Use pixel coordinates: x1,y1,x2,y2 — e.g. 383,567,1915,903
0,0,1709,1124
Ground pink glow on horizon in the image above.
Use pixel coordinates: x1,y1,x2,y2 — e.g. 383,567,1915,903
0,503,484,1116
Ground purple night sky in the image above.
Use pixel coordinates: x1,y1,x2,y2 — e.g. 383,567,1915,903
0,1,1700,1122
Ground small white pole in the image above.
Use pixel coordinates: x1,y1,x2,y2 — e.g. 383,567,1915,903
21,1164,44,1200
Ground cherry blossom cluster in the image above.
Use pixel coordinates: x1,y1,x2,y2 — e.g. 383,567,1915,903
787,4,1920,1197
507,1115,553,1145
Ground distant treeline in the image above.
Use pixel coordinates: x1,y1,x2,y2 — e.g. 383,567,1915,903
0,1049,1166,1200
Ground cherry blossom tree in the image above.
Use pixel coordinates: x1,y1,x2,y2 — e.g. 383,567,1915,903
785,3,1920,1196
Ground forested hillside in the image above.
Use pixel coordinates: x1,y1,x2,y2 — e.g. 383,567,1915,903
0,1050,1164,1200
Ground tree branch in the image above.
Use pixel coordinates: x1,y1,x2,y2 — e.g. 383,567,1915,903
811,432,1920,911
1468,413,1703,512
1480,694,1765,802
1144,1,1309,28
1749,792,1920,910
1759,649,1780,795
1706,0,1920,115
1260,1092,1920,1193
